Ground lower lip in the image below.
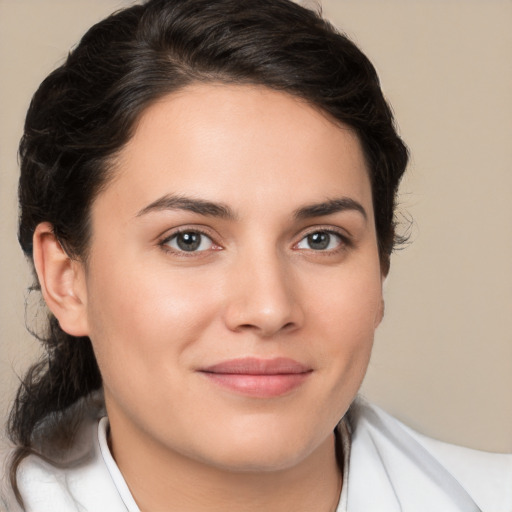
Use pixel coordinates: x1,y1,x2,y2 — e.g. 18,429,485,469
200,372,311,398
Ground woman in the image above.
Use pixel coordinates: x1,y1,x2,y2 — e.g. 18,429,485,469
2,0,511,510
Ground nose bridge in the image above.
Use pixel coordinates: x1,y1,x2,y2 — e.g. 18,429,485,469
223,242,302,336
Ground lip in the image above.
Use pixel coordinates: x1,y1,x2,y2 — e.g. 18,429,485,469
198,357,313,398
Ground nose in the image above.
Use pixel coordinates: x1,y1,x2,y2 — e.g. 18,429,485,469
222,249,304,337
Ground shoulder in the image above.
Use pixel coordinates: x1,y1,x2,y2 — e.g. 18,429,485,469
3,416,130,512
401,422,512,511
345,399,512,512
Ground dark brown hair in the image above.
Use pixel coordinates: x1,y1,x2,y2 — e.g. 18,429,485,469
9,0,408,505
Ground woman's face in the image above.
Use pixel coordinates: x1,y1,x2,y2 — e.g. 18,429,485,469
78,84,383,471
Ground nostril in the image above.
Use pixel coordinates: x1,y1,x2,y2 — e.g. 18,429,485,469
233,320,297,336
238,323,256,331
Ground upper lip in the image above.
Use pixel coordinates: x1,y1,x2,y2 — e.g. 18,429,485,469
200,357,312,375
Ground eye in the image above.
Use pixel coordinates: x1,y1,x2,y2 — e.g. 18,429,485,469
164,231,215,252
296,231,343,251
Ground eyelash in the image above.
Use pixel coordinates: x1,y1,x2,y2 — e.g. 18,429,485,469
158,226,352,256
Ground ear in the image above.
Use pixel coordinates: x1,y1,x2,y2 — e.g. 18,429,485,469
33,222,89,336
374,275,386,328
374,297,385,328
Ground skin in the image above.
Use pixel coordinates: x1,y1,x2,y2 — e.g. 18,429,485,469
35,84,384,511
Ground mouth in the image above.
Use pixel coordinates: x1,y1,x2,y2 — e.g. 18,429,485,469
198,357,313,398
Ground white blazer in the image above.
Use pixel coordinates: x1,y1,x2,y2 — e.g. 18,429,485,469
2,400,511,511
345,401,512,511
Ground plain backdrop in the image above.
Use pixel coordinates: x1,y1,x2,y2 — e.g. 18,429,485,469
0,0,511,453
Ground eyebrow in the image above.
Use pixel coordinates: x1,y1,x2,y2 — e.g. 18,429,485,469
294,197,367,221
136,194,367,222
136,194,237,219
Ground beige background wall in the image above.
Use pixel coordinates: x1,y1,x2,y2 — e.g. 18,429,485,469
1,0,511,453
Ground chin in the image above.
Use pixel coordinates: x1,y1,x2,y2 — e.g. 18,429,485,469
188,423,325,473
203,446,309,474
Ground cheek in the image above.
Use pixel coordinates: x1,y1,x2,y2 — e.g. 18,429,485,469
310,266,382,343
83,256,221,382
306,264,382,384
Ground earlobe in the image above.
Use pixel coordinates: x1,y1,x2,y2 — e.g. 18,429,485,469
33,222,89,336
375,298,385,328
374,274,386,328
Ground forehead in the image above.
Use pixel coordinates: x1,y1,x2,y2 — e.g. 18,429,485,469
101,83,373,220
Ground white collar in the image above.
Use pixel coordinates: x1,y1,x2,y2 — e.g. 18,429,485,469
98,417,141,511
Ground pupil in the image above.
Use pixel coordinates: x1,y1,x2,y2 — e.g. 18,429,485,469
308,232,330,250
177,232,201,251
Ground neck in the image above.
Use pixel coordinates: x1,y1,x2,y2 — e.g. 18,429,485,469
107,412,342,512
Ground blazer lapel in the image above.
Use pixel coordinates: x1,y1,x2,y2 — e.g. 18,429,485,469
345,401,482,512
